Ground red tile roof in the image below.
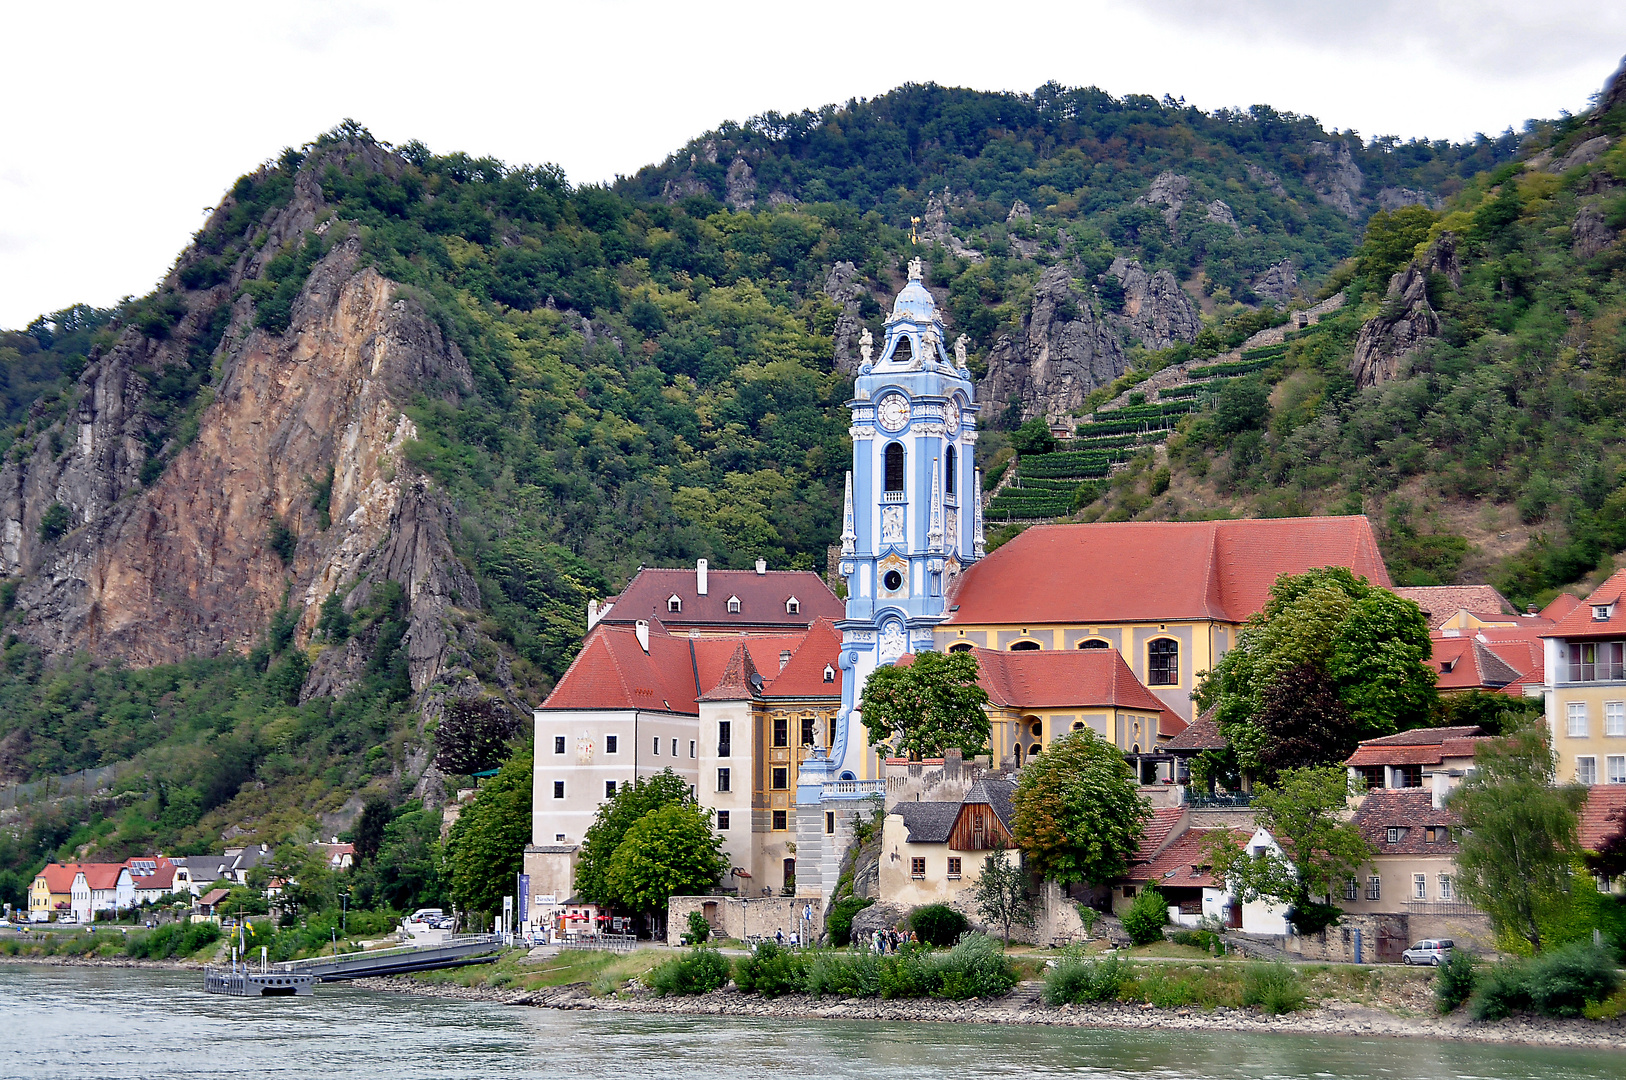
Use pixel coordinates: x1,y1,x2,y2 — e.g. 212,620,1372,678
1545,568,1626,640
1542,592,1583,623
123,857,176,892
946,517,1390,626
599,566,843,630
199,887,231,908
1352,789,1460,854
1579,786,1626,852
543,621,839,713
1164,716,1227,751
1395,585,1515,628
75,863,129,890
1345,726,1489,768
1124,827,1245,886
761,619,844,699
36,863,78,894
1428,636,1523,690
900,647,1183,737
1134,806,1189,862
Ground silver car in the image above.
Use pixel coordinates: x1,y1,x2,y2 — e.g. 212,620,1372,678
1401,939,1454,965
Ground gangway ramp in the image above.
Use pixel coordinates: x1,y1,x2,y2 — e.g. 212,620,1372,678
278,933,506,981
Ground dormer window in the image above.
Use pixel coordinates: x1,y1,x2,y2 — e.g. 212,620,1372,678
823,664,835,683
786,597,800,615
667,595,682,613
1386,827,1405,844
727,596,741,614
1594,604,1613,621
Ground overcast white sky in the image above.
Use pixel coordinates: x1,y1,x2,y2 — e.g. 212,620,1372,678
2,1,1621,329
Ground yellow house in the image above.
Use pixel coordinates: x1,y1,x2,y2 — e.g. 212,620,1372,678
1543,568,1626,787
936,517,1392,721
29,864,77,922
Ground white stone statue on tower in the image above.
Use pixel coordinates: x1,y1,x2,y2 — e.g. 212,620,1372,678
954,334,969,369
907,256,923,282
859,327,873,365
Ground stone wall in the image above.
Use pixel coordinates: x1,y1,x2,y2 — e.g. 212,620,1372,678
667,894,823,943
1283,910,1496,963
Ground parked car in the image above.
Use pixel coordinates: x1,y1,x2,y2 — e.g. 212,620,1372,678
1401,939,1454,966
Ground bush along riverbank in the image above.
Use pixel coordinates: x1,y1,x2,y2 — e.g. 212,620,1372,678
0,923,221,966
350,936,1626,1048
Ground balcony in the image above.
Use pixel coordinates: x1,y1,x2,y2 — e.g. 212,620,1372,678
822,779,885,798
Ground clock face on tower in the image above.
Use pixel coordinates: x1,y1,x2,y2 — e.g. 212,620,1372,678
877,393,909,432
945,399,962,433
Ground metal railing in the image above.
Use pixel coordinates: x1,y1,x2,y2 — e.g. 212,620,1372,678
1188,793,1253,809
558,932,638,953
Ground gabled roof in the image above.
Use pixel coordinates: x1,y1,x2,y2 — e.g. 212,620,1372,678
75,864,130,890
894,800,962,844
961,777,1017,830
599,566,842,629
1428,636,1523,690
945,517,1390,626
1542,592,1583,623
760,619,844,699
36,864,79,894
1124,828,1243,886
1579,786,1626,853
699,641,763,701
1545,568,1626,640
1345,726,1488,768
124,856,176,891
1396,585,1514,628
198,887,231,907
1164,716,1227,752
926,647,1178,723
1352,789,1460,854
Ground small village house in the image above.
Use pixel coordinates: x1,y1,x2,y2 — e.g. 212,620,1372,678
1542,568,1626,787
878,778,1018,910
69,864,134,923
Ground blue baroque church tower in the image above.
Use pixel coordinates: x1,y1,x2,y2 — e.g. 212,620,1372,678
796,257,984,900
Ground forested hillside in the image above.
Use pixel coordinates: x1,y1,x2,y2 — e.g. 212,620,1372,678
0,69,1616,910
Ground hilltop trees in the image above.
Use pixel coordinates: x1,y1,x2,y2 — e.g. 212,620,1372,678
861,650,991,760
1011,729,1149,886
1196,568,1435,779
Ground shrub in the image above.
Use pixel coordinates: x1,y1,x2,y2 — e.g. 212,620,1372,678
649,946,731,996
38,502,71,544
928,932,1016,1000
1474,943,1621,1019
684,910,711,945
1121,886,1169,946
1434,950,1479,1014
1044,953,1131,1004
1242,962,1306,1014
802,948,882,998
124,921,221,960
827,896,874,948
734,941,801,997
909,903,969,947
1170,928,1223,954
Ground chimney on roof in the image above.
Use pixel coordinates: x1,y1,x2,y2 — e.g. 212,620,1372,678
697,559,708,595
1526,605,1537,616
635,620,650,652
755,558,767,575
779,650,792,671
588,598,600,629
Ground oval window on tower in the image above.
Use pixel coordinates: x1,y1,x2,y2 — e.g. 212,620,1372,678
945,445,957,495
883,569,904,592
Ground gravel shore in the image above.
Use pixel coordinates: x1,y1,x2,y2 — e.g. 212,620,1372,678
346,976,1626,1048
0,954,203,971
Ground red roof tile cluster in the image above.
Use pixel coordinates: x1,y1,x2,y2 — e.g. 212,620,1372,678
123,857,176,892
1352,789,1461,854
946,517,1390,626
543,619,842,713
1579,786,1626,853
39,862,129,891
1124,828,1244,886
1164,715,1228,752
598,566,843,630
1345,726,1489,768
1134,806,1189,863
36,864,79,894
899,647,1186,737
1428,636,1524,690
1395,585,1515,628
1546,568,1626,641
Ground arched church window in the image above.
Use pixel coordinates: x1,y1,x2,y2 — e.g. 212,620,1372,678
892,336,913,364
948,643,973,654
1078,638,1109,649
884,442,905,493
945,446,957,495
1009,640,1041,651
1148,638,1179,685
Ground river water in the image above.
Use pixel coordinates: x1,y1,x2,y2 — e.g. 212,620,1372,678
1,965,1619,1080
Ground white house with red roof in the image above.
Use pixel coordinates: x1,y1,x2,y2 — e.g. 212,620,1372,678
68,863,134,922
1542,568,1626,787
123,856,179,905
1344,726,1491,802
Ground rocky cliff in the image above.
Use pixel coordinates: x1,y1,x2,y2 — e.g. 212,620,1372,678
979,265,1126,423
1349,233,1461,388
0,144,488,713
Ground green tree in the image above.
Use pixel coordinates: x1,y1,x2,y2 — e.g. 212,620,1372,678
860,650,991,759
972,845,1034,945
434,697,521,776
1121,883,1169,945
352,795,393,861
1011,729,1150,886
1255,664,1356,779
1353,204,1438,283
1205,766,1373,935
447,747,532,917
1215,377,1270,434
1448,725,1585,953
1197,568,1435,774
602,802,727,916
574,769,693,908
1010,417,1057,455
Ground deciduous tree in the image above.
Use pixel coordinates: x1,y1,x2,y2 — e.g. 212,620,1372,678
1011,729,1149,886
434,697,522,776
972,844,1034,945
860,650,990,760
1449,725,1585,953
447,748,532,917
603,802,727,916
575,769,694,908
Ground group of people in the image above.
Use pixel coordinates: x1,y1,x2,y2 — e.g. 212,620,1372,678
771,928,801,948
869,927,916,953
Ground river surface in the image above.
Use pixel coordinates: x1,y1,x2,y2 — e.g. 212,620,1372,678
1,965,1620,1080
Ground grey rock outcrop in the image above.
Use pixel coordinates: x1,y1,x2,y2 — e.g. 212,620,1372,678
724,157,757,211
1376,187,1441,211
923,189,983,261
1306,141,1365,219
1136,171,1192,229
1246,164,1288,199
1106,257,1201,350
1573,203,1619,260
1349,233,1460,388
1006,200,1032,222
1549,136,1612,174
849,901,907,938
1204,199,1239,232
980,265,1126,424
1252,260,1299,305
823,261,867,374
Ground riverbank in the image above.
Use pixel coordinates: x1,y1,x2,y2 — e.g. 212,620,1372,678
349,974,1626,1049
0,953,202,970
